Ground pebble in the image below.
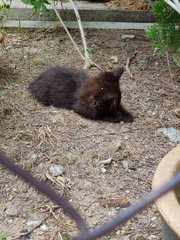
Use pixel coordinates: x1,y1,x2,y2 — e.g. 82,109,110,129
99,158,113,165
49,164,65,177
151,216,157,221
121,34,135,40
27,152,38,164
9,63,16,69
26,219,41,227
174,108,180,118
12,39,21,48
136,236,147,240
20,229,29,236
122,160,129,169
173,52,180,67
101,167,107,173
8,195,14,201
113,138,122,151
124,135,129,140
157,127,180,144
121,236,130,240
4,205,19,217
110,56,119,64
40,224,49,232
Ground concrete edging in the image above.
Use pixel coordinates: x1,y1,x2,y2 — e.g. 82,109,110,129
0,0,155,29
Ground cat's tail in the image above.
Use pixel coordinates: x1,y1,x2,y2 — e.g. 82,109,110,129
28,81,51,106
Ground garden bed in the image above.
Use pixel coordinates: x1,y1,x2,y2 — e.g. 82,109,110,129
0,28,179,239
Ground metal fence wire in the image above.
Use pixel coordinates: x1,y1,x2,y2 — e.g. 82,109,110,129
0,152,180,240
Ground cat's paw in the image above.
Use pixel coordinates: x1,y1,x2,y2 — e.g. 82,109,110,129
122,113,134,122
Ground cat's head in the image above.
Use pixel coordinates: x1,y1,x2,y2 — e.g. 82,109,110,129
89,66,124,114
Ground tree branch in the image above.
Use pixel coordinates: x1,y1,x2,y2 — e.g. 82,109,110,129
164,0,180,14
68,0,101,69
51,1,86,62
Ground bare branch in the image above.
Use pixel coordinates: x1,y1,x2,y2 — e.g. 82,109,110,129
164,0,180,14
50,1,86,62
69,0,101,69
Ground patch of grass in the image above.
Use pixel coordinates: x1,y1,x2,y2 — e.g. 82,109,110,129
0,233,8,240
0,81,13,91
146,0,180,54
34,58,45,66
138,59,147,66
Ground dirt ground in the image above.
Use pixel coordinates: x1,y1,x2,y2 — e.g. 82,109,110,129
0,28,179,240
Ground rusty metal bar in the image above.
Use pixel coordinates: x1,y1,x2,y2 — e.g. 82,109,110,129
0,152,88,233
73,172,180,240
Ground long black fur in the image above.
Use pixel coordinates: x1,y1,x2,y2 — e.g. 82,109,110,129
28,66,134,123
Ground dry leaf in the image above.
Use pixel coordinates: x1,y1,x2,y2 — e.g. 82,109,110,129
163,100,173,108
146,117,154,125
0,32,4,44
174,108,180,118
99,196,129,208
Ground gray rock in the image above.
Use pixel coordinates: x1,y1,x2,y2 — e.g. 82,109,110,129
27,152,38,164
40,224,49,232
49,164,65,177
121,34,135,40
157,127,180,144
99,158,113,165
9,63,16,69
20,229,29,236
26,219,41,227
173,52,180,67
122,160,129,169
109,56,119,64
5,205,19,217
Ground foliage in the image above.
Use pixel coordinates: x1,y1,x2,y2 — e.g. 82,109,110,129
1,0,52,11
0,233,8,240
20,0,50,11
146,0,180,53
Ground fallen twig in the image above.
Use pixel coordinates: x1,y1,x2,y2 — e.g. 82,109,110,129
45,171,69,196
166,51,176,100
126,50,138,79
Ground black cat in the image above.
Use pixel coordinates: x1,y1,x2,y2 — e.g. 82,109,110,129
28,66,134,123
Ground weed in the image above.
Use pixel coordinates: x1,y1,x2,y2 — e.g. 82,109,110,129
139,59,147,65
0,233,8,240
146,0,180,54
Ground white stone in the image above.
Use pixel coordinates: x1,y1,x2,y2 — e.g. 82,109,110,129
49,164,65,177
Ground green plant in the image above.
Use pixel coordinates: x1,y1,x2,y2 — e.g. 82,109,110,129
146,0,180,54
0,233,8,240
20,0,49,11
139,59,147,65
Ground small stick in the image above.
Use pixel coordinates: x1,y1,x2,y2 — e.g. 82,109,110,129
69,0,101,70
126,50,138,79
51,1,101,70
166,51,176,100
51,1,85,62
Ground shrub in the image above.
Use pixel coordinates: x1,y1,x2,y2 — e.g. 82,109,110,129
146,0,180,54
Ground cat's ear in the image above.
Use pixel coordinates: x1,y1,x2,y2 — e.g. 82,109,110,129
111,67,124,79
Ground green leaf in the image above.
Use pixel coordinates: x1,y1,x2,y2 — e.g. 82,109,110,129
0,233,8,240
